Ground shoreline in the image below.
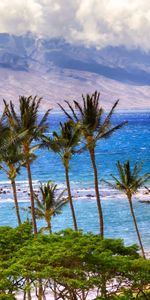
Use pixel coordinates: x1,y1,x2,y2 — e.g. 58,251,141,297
0,181,150,203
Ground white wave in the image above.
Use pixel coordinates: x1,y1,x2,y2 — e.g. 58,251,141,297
0,180,149,203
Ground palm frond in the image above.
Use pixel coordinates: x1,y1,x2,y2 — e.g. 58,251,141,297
37,109,51,130
101,179,117,190
56,188,67,202
74,100,84,117
101,100,119,131
116,161,126,186
53,197,69,215
64,100,79,122
41,135,61,153
96,121,127,140
58,103,73,120
132,161,143,178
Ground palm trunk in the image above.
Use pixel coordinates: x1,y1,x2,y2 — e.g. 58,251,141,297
23,291,26,300
47,219,52,234
26,160,37,234
128,195,145,259
11,179,21,225
27,290,31,300
65,165,78,231
47,221,57,300
38,279,43,300
89,146,104,239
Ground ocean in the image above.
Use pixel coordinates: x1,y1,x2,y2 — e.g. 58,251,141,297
0,112,150,250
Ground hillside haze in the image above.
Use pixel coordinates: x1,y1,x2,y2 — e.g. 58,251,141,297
0,32,150,111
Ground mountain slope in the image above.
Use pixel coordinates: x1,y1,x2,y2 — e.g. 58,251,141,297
0,33,149,111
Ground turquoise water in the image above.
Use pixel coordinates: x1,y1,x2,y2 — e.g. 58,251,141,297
0,112,150,250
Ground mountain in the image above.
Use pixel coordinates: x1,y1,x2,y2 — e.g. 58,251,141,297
0,32,149,111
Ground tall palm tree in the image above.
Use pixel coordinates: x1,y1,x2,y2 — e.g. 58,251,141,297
27,181,68,234
0,144,22,225
103,160,150,258
59,91,127,238
42,120,80,231
3,96,51,234
0,113,24,225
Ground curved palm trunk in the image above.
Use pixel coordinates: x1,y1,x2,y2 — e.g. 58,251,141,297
128,195,145,259
65,165,78,231
26,160,37,234
89,145,104,239
11,179,21,225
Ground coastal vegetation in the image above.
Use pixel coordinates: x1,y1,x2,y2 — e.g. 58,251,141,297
0,92,150,299
0,224,150,300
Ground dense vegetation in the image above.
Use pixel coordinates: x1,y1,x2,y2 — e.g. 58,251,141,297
0,224,150,299
0,92,150,299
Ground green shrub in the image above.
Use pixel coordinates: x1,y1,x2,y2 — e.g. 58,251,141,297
0,295,16,300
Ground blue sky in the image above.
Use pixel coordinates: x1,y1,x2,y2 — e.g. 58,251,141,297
0,0,150,51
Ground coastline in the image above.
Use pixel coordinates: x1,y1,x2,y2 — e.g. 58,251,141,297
0,181,150,252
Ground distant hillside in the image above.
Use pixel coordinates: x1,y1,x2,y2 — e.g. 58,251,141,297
0,32,149,111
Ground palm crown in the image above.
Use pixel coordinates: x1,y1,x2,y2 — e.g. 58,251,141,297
3,96,50,145
52,120,81,161
59,91,127,141
104,161,150,196
32,181,68,233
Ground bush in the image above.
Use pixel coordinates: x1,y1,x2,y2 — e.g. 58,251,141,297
0,295,16,300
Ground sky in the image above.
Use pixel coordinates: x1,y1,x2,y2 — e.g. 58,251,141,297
0,0,150,51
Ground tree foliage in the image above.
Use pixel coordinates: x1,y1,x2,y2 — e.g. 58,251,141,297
0,224,150,299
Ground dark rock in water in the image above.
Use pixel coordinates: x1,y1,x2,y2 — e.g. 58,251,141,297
139,200,150,204
3,191,6,194
23,191,27,193
86,194,94,198
18,188,21,191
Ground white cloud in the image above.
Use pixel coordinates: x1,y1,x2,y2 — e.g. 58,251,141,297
0,0,150,50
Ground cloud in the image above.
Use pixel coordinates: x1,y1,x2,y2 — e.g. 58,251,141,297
0,0,150,51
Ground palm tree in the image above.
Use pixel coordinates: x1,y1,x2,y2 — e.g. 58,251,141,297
103,160,150,258
59,91,127,238
0,112,24,225
27,181,68,234
0,143,22,225
3,96,51,234
42,120,80,231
